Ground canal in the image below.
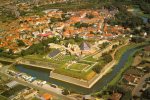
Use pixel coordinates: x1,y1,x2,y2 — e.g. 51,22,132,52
12,44,147,94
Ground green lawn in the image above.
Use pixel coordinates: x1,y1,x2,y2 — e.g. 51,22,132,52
115,43,142,60
68,63,89,71
54,67,94,80
83,56,97,62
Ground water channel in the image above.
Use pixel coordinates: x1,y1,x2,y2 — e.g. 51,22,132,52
11,44,147,94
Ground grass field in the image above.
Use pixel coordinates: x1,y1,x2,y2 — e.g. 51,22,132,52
115,43,140,60
54,67,96,80
83,56,97,62
53,53,76,61
68,63,89,71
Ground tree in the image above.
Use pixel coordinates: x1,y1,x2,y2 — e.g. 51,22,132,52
123,17,143,28
50,17,61,23
62,89,70,95
17,39,26,46
130,37,145,43
74,22,89,28
102,42,109,49
92,64,102,73
0,48,4,52
141,87,150,99
74,34,83,43
121,91,132,100
102,53,113,63
86,14,94,19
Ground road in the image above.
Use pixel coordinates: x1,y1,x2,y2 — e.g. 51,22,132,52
132,73,150,97
0,64,75,100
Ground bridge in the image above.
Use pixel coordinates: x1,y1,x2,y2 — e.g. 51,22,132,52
0,60,19,74
19,60,54,70
0,57,55,70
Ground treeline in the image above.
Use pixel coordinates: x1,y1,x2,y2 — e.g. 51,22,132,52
131,0,150,14
0,48,19,59
92,53,113,74
107,11,143,29
139,3,150,14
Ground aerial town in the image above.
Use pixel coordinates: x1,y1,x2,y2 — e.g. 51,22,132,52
0,0,150,100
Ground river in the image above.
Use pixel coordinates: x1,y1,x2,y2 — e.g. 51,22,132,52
12,44,147,94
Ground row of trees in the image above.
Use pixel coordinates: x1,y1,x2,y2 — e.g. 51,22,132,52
107,11,144,29
130,37,145,43
74,22,94,28
92,53,112,74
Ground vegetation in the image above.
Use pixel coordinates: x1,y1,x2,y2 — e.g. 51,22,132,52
62,89,70,95
102,53,113,63
92,64,102,74
107,11,144,29
101,42,109,49
130,37,145,43
141,87,150,100
74,22,92,28
21,37,59,56
0,95,8,100
114,43,141,60
86,14,94,19
54,67,95,80
16,39,26,47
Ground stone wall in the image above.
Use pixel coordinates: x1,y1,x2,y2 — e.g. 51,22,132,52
50,60,116,88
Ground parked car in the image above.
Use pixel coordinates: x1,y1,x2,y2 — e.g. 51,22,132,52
50,84,58,88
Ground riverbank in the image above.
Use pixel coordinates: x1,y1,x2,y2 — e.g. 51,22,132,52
50,61,116,88
115,42,148,61
95,43,149,95
109,49,140,86
9,42,149,94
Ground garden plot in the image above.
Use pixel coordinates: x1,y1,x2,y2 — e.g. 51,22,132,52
66,62,93,72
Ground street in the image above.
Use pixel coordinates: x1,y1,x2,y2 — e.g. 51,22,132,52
0,64,75,100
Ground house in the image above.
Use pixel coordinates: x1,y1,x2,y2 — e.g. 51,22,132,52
48,49,61,58
125,68,144,77
42,93,53,100
23,89,38,100
110,93,122,100
80,42,90,51
122,74,140,85
83,95,93,100
6,81,19,88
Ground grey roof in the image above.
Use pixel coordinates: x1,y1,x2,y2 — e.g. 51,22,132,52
80,42,90,50
124,68,144,76
6,81,19,88
48,49,60,58
83,95,92,100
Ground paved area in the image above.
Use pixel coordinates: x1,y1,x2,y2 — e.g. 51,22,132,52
0,64,75,100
